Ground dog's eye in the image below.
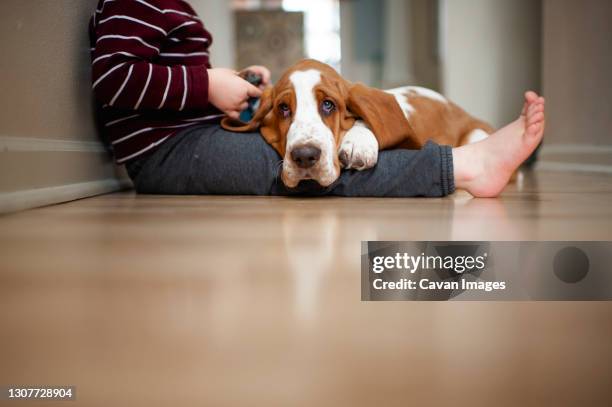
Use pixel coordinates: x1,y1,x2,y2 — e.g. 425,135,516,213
278,103,291,118
321,100,335,116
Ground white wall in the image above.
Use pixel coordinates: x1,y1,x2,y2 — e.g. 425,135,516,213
190,0,235,68
339,1,380,86
542,0,612,147
382,0,415,88
0,0,129,213
440,0,541,128
0,0,236,213
536,0,612,170
341,0,418,88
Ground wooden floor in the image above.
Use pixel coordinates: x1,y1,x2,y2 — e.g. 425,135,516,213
1,170,611,406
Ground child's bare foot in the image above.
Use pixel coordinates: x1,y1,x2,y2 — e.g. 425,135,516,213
453,91,545,197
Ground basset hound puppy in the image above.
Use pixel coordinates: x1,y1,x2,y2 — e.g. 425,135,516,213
222,59,493,188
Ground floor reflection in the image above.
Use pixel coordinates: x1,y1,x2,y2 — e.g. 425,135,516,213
449,188,541,240
282,209,339,321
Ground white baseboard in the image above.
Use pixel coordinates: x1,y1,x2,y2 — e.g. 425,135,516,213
536,161,612,174
537,143,612,174
0,135,131,213
540,143,612,155
0,136,107,153
0,178,132,214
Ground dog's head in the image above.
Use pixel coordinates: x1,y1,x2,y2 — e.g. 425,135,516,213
222,59,405,188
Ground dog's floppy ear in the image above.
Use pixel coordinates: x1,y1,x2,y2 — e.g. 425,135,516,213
221,87,274,132
221,87,285,155
346,83,419,149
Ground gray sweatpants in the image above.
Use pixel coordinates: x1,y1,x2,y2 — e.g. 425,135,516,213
125,124,455,197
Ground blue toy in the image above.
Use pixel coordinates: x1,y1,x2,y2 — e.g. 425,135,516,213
239,71,263,122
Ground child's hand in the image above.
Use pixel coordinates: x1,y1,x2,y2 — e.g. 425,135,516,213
208,68,262,119
243,65,271,88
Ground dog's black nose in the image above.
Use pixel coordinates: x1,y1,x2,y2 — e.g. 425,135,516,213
291,145,321,169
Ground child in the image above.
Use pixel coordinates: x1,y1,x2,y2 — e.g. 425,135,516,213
90,0,545,197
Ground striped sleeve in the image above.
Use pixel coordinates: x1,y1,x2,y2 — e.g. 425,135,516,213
91,0,209,111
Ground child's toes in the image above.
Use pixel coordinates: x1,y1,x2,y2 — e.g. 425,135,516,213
526,123,541,138
528,112,545,126
530,104,544,117
535,123,544,138
525,91,539,102
522,91,537,114
521,101,529,116
530,100,545,112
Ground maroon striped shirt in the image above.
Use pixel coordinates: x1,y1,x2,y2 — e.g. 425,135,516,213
89,0,222,164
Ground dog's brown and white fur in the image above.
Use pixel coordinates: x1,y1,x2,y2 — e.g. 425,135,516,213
222,59,494,188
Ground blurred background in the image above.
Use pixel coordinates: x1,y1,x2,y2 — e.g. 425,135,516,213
208,0,540,129
0,0,610,212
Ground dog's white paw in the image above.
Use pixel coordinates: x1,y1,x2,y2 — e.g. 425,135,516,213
338,121,379,170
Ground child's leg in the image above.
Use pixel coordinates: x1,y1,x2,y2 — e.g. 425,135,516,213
326,141,453,197
127,124,284,195
126,124,453,197
127,91,545,197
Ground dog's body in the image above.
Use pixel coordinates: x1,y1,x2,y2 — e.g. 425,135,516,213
222,59,494,188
